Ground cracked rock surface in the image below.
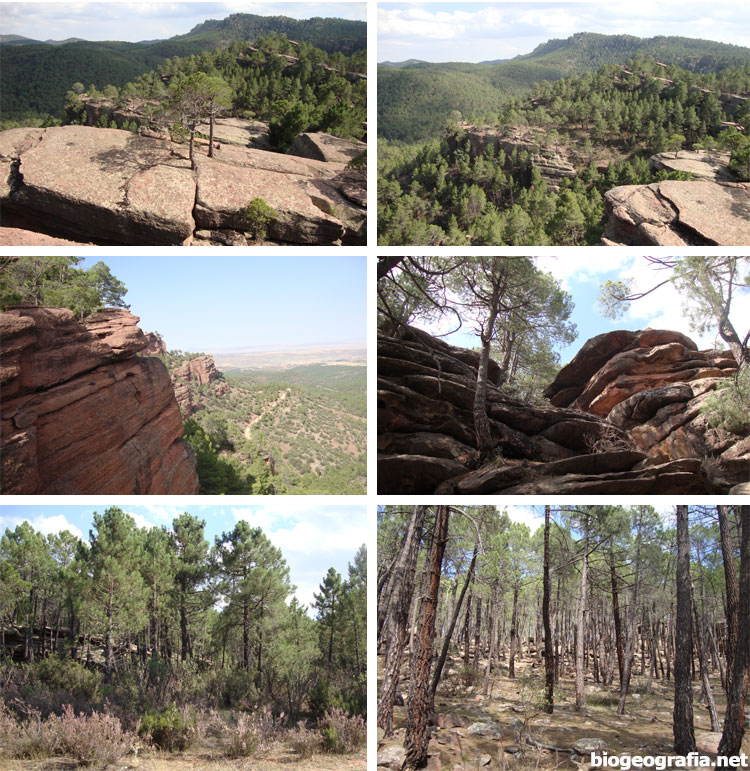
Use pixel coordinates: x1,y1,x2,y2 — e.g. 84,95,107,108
602,179,750,245
0,125,365,245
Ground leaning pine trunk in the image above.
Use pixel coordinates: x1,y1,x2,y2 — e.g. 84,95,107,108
208,115,215,158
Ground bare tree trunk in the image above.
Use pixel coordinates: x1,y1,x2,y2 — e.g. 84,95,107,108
404,506,450,770
691,589,721,731
618,508,643,715
575,526,589,711
718,506,749,757
378,505,426,737
718,504,739,697
674,505,696,754
610,548,625,686
430,544,478,706
509,582,519,679
543,505,554,713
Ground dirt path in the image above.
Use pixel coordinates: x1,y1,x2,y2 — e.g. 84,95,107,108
243,389,289,439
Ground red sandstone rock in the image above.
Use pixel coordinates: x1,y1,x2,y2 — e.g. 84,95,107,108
0,307,198,494
142,332,167,356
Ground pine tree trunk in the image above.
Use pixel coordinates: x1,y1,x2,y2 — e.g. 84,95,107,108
430,544,478,707
673,505,696,754
543,505,554,713
610,548,625,685
404,506,450,770
718,504,739,697
575,528,589,711
509,583,519,679
378,505,425,737
618,509,643,715
718,505,749,757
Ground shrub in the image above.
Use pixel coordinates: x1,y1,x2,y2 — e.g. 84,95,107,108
242,198,276,243
139,705,194,751
701,367,750,434
320,708,366,754
32,655,103,703
289,720,322,759
223,706,276,759
0,702,136,765
457,663,482,689
46,704,135,766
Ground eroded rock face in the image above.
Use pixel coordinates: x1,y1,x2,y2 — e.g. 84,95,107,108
0,125,365,245
142,332,167,357
378,326,747,494
602,179,750,246
1,307,199,494
545,328,748,489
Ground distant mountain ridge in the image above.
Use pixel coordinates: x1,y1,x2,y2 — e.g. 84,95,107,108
378,31,750,141
1,12,366,122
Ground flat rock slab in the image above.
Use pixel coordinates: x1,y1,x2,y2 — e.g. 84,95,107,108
194,156,345,244
195,117,271,149
0,227,91,246
649,150,734,182
603,180,750,245
289,131,365,163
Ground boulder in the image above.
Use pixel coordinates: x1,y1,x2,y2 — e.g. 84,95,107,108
289,131,365,163
602,180,750,246
377,743,407,770
574,738,608,755
1,307,198,495
467,721,502,739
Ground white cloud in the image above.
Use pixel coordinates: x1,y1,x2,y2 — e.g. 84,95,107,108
534,255,636,291
504,505,544,534
0,512,84,541
124,510,159,530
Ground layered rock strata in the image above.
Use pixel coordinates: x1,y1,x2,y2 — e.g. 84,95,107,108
1,307,199,494
0,125,365,245
378,326,747,494
602,180,750,245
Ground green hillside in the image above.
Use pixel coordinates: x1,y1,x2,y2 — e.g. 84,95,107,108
175,361,366,496
1,13,366,123
378,32,750,142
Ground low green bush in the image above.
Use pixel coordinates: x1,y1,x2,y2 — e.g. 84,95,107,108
139,705,193,751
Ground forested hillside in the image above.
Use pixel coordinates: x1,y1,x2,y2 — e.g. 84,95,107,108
1,13,366,127
379,33,750,142
167,355,367,496
0,509,366,767
377,505,750,769
378,54,750,245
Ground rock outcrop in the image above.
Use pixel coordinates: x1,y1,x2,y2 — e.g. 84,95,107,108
602,179,750,245
545,329,748,491
1,307,199,494
648,150,735,182
449,125,582,190
378,326,748,494
142,332,167,357
169,354,229,417
0,125,365,245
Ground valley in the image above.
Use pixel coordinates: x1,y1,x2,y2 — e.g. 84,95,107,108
377,32,750,246
165,352,367,496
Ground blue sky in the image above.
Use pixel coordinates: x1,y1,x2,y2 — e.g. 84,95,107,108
78,255,366,352
432,256,750,366
0,503,366,613
378,1,750,63
3,3,366,43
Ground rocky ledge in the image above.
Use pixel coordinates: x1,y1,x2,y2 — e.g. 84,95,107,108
378,326,748,494
1,307,199,494
0,125,365,245
602,179,750,245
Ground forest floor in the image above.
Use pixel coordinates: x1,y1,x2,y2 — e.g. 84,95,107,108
4,744,366,771
378,653,749,770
